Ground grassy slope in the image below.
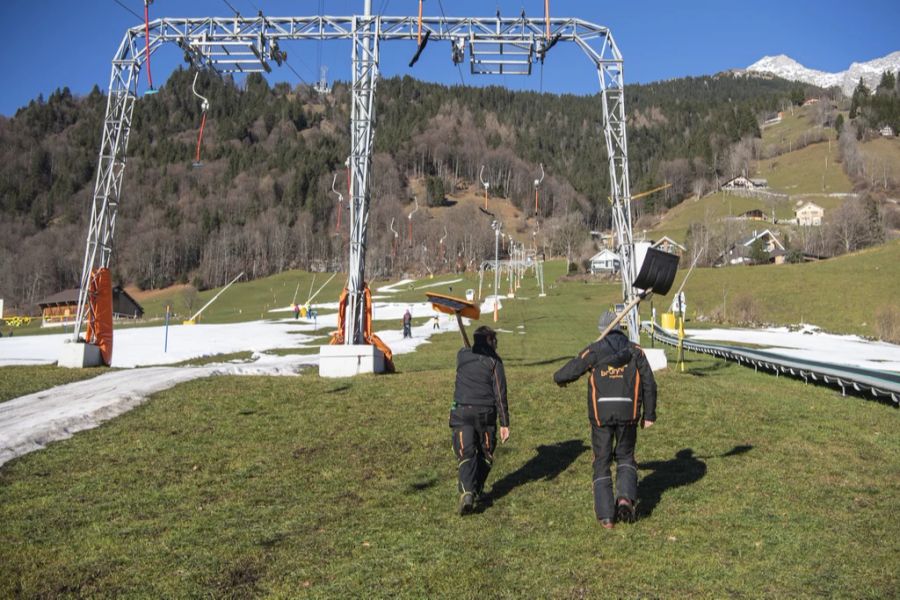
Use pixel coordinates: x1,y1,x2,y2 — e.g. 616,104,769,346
0,365,105,403
756,141,852,195
1,265,898,598
673,239,900,335
647,191,791,244
859,137,900,185
759,105,837,154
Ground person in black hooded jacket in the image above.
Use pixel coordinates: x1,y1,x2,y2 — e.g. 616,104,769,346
450,325,510,515
553,310,657,529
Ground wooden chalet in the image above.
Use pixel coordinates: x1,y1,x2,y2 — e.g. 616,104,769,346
37,286,144,326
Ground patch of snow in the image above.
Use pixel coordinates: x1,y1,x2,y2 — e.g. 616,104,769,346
376,279,415,294
684,326,900,373
0,297,505,467
413,278,463,290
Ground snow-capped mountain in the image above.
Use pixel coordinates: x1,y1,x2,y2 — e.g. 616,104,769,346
746,51,900,95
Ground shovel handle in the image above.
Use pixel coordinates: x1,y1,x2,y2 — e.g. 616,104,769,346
456,312,471,348
595,290,653,343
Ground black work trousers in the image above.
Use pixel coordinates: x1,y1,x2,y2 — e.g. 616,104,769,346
450,405,497,496
590,422,638,520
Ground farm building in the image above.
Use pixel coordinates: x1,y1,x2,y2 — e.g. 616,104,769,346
722,176,768,190
739,208,770,221
37,287,144,327
716,229,786,266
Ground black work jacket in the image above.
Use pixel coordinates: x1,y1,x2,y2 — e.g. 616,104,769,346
453,346,510,427
553,330,657,427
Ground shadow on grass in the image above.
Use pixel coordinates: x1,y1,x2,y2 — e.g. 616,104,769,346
637,445,753,517
683,360,733,377
514,356,572,367
481,439,589,511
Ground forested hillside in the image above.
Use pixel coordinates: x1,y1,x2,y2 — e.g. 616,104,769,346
0,70,822,311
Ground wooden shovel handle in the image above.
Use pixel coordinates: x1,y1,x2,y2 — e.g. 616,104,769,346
595,290,653,343
456,312,471,348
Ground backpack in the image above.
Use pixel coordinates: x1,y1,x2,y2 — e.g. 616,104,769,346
587,350,642,426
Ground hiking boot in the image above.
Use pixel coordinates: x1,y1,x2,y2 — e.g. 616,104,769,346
599,518,615,529
616,498,636,524
458,492,474,516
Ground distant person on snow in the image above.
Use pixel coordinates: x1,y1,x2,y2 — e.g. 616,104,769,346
292,303,300,320
553,310,657,529
432,314,440,330
403,309,412,338
450,326,509,515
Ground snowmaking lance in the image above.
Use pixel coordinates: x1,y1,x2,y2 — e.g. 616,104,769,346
597,247,680,343
426,292,481,348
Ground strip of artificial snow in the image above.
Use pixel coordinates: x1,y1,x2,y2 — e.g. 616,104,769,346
0,300,487,467
684,326,900,373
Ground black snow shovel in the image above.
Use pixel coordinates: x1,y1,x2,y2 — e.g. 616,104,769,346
596,247,680,342
426,292,481,348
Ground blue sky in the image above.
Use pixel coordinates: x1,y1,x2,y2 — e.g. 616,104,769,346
0,0,897,116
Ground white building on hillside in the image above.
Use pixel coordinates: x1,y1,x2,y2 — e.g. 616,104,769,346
590,249,621,274
795,201,824,226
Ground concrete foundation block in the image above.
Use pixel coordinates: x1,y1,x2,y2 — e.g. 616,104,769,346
58,341,103,369
318,344,385,378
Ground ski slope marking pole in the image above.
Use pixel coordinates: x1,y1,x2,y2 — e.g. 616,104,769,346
164,304,170,352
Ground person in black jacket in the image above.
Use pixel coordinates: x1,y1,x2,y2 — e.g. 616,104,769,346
450,325,510,515
553,310,657,529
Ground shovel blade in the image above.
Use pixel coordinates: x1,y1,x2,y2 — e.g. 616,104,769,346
634,247,680,295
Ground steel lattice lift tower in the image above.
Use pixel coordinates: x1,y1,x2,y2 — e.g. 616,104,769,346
61,2,639,371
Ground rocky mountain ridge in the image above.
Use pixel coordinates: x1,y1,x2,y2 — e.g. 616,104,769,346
746,51,900,95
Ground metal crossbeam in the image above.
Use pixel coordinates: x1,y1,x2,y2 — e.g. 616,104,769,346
72,12,636,350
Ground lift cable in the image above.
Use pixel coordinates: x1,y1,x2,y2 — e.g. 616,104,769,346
221,0,241,16
111,0,142,20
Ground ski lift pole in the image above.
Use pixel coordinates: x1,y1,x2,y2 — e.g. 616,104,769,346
191,71,210,167
307,272,338,306
408,196,419,246
306,274,317,305
390,218,399,261
534,163,544,214
331,174,343,233
479,166,490,210
186,272,244,324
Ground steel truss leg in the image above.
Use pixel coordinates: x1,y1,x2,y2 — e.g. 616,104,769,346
344,15,380,345
73,58,139,342
596,61,638,343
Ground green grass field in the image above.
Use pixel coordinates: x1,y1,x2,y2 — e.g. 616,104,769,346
756,141,852,195
859,137,900,186
760,106,837,155
1,261,898,598
676,239,900,336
